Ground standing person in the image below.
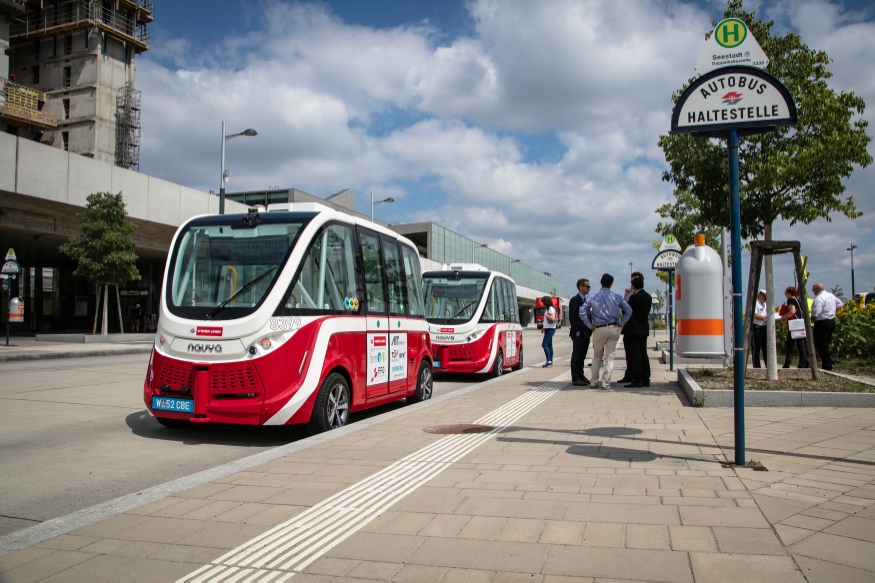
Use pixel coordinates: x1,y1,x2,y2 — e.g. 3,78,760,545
811,283,843,370
779,287,809,369
621,273,651,387
581,274,632,390
541,295,557,368
568,279,591,386
130,303,143,333
617,271,644,384
752,290,768,368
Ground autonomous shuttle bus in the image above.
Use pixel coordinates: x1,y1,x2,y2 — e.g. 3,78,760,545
422,265,523,376
144,203,433,433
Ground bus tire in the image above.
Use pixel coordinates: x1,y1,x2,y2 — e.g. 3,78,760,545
407,361,433,404
512,346,524,371
155,417,190,428
491,350,504,378
309,373,351,434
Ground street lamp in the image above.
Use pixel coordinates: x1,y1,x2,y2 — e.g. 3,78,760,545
629,262,633,275
473,242,487,263
370,192,395,221
219,122,258,215
847,244,858,298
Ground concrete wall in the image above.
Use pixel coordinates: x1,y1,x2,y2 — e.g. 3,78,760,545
0,131,249,231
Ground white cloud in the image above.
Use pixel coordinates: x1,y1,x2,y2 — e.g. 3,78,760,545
138,0,875,295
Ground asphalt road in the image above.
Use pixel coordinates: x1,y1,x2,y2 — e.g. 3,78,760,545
0,327,574,537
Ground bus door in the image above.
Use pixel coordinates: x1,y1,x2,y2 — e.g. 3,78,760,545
358,228,390,398
381,236,410,394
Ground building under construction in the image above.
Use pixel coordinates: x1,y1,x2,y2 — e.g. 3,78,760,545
2,0,152,168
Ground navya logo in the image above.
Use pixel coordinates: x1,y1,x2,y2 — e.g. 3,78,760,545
187,343,222,353
722,91,743,104
434,335,454,341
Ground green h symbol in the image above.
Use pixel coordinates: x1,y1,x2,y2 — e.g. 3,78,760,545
722,23,740,44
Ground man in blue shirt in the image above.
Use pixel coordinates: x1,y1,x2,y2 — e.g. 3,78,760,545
581,273,632,389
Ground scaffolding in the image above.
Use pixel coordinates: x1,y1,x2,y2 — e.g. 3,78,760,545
115,82,140,171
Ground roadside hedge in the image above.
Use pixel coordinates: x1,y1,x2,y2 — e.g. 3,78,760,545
774,299,875,364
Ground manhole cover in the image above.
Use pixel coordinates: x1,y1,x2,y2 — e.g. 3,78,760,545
424,424,495,434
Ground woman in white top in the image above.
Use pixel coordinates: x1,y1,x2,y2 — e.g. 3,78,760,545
541,295,557,367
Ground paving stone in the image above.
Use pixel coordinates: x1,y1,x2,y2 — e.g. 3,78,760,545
406,537,548,573
712,527,787,555
0,547,56,574
824,516,875,543
790,530,875,572
181,521,269,549
325,532,426,564
418,514,470,537
392,563,447,581
441,567,494,582
543,546,692,581
679,506,770,528
566,502,680,525
35,535,99,551
668,525,716,552
780,514,836,531
111,516,209,543
345,560,402,580
41,554,165,582
497,518,546,543
539,520,585,545
302,557,360,577
0,550,96,582
626,524,670,550
581,522,625,548
690,552,806,582
455,497,567,520
793,554,875,583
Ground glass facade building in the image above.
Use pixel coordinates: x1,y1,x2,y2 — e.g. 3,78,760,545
394,223,567,296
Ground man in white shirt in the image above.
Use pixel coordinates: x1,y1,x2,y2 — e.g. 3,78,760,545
811,283,843,370
752,289,769,369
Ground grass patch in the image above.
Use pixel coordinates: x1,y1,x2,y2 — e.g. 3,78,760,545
690,368,874,393
832,359,875,378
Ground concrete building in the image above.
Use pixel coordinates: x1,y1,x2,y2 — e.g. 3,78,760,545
4,0,152,169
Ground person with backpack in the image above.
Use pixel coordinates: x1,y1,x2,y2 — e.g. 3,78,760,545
130,304,143,333
779,287,809,368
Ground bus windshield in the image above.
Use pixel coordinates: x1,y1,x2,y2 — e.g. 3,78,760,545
422,273,488,324
165,214,311,321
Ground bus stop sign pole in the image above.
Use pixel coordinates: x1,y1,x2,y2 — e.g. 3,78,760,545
669,63,797,467
728,129,745,465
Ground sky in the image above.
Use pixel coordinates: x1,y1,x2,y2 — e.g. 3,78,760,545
136,0,875,299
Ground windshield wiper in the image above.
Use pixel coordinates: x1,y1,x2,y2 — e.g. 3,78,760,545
446,301,477,323
206,267,277,320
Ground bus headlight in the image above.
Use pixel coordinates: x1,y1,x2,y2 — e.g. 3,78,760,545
261,338,272,350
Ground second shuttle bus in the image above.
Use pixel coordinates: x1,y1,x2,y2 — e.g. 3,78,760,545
423,265,523,376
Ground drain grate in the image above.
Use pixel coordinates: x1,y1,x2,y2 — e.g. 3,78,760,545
424,423,495,434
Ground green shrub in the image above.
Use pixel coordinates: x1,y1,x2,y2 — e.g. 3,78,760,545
833,301,875,363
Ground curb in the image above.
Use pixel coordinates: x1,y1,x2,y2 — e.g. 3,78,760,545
0,364,542,557
0,346,152,363
678,367,875,407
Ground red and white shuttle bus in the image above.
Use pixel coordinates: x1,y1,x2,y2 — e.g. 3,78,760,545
422,265,523,376
144,203,432,433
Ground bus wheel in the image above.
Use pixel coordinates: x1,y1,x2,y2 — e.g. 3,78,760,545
155,417,190,428
512,347,524,371
309,373,350,434
408,361,433,404
491,351,504,378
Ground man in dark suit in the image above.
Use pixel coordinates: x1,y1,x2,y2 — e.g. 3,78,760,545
621,273,651,387
569,279,592,387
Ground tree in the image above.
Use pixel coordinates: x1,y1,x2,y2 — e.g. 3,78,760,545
657,0,871,378
60,192,140,335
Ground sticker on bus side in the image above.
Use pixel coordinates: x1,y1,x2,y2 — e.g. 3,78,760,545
390,333,407,382
367,333,388,386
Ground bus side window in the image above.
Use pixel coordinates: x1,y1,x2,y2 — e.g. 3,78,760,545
277,223,360,315
480,279,498,323
382,238,405,316
358,230,386,315
501,278,515,323
507,281,519,322
400,245,424,317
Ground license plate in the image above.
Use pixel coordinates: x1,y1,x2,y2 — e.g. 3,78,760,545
152,396,194,413
433,361,441,368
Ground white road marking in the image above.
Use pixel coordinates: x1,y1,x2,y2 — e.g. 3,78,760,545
178,371,570,582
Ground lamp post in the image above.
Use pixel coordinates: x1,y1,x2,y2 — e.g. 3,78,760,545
370,192,395,222
847,244,858,298
629,262,633,275
473,242,487,263
219,122,258,215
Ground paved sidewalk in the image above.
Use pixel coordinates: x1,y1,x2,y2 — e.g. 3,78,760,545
2,338,874,581
0,337,152,362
